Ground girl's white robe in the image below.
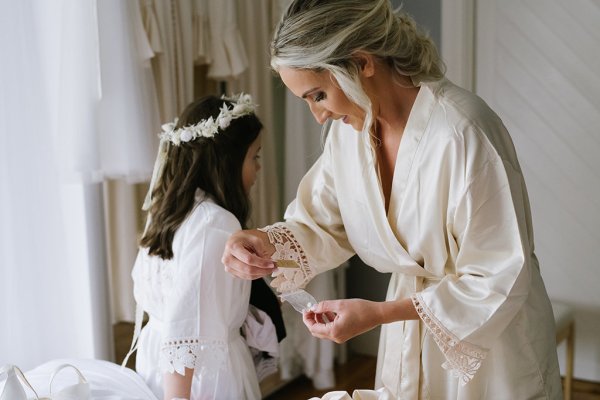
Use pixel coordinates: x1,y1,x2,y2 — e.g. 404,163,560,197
265,78,562,399
132,193,261,400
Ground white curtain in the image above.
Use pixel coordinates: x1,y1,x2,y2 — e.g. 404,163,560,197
230,0,282,227
0,0,160,368
100,0,161,323
0,0,107,368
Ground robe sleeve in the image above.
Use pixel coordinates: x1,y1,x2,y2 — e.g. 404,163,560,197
412,154,531,384
159,211,241,377
262,133,355,293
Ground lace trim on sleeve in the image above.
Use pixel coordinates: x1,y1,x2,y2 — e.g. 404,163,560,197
159,337,228,377
412,294,488,385
259,223,315,293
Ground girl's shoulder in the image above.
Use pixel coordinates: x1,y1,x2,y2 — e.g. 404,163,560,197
185,194,242,235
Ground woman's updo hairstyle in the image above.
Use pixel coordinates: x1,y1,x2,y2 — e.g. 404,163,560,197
271,0,444,133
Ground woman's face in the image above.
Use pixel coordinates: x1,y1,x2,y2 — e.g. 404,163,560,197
279,67,365,131
242,133,262,194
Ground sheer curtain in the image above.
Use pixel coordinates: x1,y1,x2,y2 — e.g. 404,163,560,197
0,0,157,368
0,0,108,368
230,0,281,227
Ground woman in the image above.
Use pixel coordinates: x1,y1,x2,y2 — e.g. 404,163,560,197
222,0,562,398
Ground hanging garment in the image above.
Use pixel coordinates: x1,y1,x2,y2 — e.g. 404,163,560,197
0,359,158,400
200,0,248,80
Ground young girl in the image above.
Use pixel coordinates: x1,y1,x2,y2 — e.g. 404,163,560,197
126,94,264,400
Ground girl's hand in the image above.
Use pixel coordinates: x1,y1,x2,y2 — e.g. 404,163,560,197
222,229,276,280
302,298,384,343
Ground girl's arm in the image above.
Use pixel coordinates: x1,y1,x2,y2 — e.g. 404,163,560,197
163,368,194,400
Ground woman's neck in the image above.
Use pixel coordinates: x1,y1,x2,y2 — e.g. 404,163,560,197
368,67,420,136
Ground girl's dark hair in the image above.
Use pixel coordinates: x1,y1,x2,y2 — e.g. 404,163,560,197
140,95,262,260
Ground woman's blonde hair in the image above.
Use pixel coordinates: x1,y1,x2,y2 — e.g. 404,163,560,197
271,0,445,133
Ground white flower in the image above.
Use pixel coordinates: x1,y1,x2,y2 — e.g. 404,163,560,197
161,119,177,133
219,115,232,129
179,129,193,142
232,104,247,114
157,94,256,144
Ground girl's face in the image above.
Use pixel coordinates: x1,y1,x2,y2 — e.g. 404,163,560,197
242,133,262,194
279,67,365,131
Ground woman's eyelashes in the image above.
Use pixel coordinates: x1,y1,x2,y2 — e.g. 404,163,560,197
314,91,326,102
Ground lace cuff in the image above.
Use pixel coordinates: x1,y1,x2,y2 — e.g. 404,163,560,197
159,337,228,377
412,294,487,385
259,223,315,293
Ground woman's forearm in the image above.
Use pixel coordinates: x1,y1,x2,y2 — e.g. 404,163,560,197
377,297,420,325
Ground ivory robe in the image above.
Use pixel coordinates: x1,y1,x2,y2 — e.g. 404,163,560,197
265,78,562,399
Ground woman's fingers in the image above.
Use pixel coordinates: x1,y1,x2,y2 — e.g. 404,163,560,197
302,300,347,342
222,229,276,280
302,299,382,343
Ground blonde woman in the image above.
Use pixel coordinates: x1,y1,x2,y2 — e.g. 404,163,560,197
222,0,562,399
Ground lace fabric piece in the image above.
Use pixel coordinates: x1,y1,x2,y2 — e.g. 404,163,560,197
259,223,314,293
412,294,487,385
159,337,228,378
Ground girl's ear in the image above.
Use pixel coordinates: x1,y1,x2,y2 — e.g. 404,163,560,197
354,52,375,78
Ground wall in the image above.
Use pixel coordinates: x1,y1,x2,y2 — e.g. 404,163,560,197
474,0,600,382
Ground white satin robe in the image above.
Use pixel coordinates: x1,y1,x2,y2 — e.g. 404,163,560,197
265,79,562,399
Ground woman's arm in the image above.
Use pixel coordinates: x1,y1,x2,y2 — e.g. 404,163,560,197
303,297,418,343
163,368,194,400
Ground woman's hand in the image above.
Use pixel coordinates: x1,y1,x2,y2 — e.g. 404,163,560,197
302,298,384,343
302,298,419,343
221,229,276,280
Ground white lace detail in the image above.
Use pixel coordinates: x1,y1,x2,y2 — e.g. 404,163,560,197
259,223,314,293
412,294,487,385
159,337,228,377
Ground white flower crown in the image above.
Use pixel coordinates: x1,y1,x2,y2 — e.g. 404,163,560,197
159,93,257,145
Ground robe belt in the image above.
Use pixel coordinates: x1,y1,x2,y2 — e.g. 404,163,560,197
380,273,439,400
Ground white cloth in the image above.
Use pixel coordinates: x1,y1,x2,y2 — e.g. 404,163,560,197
0,359,158,400
97,0,160,182
132,191,260,399
265,78,562,399
243,306,279,357
243,305,279,381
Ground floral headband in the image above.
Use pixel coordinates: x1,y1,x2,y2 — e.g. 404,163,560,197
158,93,257,145
142,93,258,211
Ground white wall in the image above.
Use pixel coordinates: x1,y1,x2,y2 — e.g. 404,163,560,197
444,0,600,382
